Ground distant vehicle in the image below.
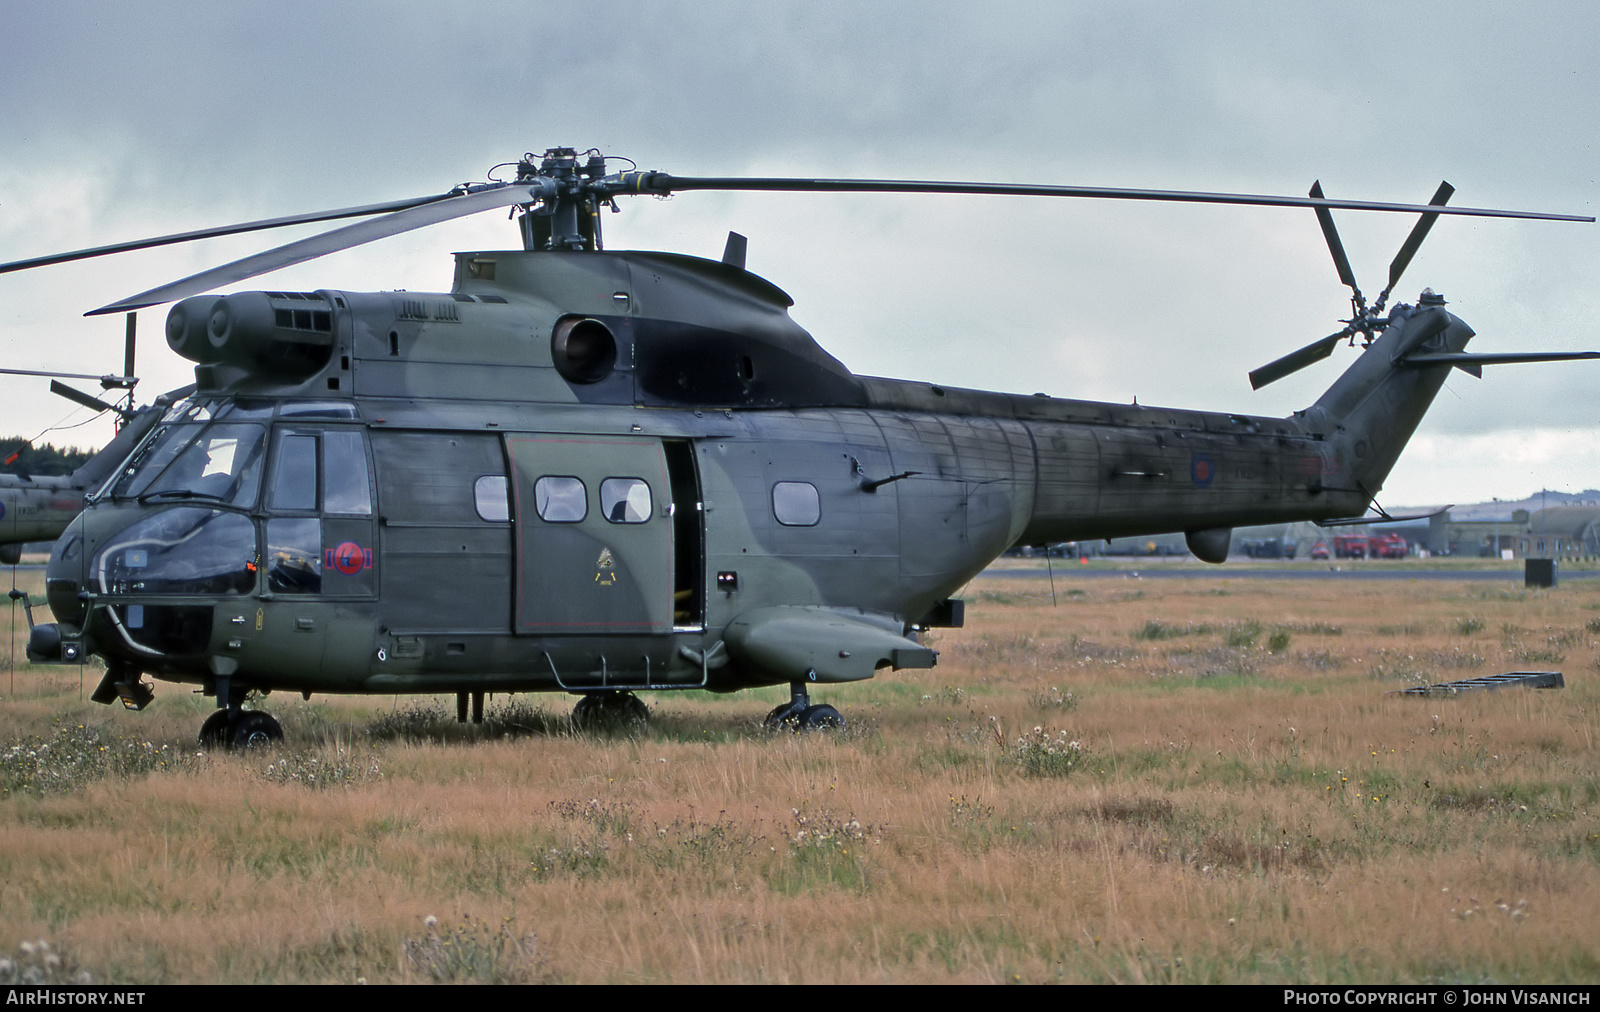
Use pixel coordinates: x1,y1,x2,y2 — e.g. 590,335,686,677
1333,534,1370,559
1003,541,1082,559
1370,533,1409,558
1328,533,1409,559
1238,537,1298,560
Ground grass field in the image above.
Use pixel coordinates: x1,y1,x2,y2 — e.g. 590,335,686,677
0,569,1596,984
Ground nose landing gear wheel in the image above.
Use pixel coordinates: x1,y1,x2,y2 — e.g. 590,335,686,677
230,711,284,748
198,709,233,748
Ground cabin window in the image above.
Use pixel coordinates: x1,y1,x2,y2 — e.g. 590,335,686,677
772,481,821,526
534,476,587,522
600,478,652,523
474,475,510,522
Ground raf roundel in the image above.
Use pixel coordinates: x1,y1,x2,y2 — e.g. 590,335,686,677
327,541,372,576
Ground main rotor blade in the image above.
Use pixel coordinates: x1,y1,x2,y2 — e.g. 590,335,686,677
1248,331,1349,390
89,183,533,315
1309,180,1361,298
1386,181,1455,294
0,194,456,276
624,174,1593,222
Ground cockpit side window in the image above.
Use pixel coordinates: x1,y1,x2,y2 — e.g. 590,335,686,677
263,427,376,597
266,517,322,593
268,433,318,511
266,428,373,515
323,430,373,515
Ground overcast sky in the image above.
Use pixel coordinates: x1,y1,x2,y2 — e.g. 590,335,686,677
2,1,1596,505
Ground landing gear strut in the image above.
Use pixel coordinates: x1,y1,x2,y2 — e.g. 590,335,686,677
764,681,845,732
571,690,650,731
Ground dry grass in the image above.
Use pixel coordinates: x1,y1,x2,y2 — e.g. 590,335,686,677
0,569,1596,983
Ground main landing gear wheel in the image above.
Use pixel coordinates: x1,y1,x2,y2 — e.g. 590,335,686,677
797,704,844,731
571,691,649,732
764,681,846,732
763,699,808,730
197,709,284,749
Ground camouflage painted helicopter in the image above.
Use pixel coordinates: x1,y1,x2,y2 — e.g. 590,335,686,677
2,147,1593,746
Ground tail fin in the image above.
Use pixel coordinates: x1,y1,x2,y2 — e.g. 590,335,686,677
1302,299,1474,504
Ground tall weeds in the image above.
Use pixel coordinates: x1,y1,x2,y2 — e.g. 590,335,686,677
0,571,1595,983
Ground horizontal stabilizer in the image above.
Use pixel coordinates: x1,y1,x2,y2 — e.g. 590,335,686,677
1398,351,1600,368
1316,505,1452,528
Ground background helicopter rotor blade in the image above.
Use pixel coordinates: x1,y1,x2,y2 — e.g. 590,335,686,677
88,182,533,315
0,194,459,277
49,379,126,418
0,367,134,384
1379,181,1455,307
1248,331,1350,390
1309,180,1362,305
622,173,1592,221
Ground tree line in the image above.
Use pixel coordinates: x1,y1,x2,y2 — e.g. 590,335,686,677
0,439,94,477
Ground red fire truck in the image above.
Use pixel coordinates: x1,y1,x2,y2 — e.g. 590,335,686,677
1332,533,1409,559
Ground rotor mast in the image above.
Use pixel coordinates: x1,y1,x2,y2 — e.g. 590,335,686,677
517,148,610,252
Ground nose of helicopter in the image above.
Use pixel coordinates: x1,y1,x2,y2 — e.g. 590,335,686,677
44,504,257,667
44,513,91,628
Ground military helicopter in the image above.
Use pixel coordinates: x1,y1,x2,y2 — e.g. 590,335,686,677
2,147,1593,746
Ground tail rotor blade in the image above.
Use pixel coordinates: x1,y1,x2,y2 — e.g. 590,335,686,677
1381,181,1454,305
1249,331,1349,390
1310,181,1362,302
123,313,137,388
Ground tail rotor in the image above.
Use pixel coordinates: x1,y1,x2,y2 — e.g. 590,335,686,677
1250,180,1455,390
